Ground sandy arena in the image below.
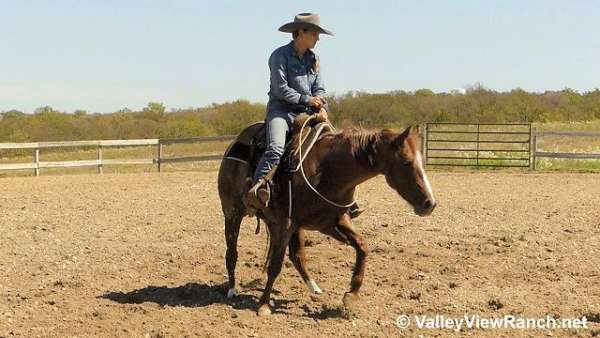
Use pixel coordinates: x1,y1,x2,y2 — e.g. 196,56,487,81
1,171,599,337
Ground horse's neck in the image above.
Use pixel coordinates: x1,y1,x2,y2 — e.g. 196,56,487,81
319,136,381,195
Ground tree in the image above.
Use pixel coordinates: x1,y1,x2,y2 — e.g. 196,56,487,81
1,110,24,119
73,110,87,118
140,102,166,121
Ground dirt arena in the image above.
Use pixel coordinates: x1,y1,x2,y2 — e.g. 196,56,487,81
1,170,599,337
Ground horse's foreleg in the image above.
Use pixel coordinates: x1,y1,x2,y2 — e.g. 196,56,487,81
288,228,323,294
322,215,368,306
258,224,294,316
224,210,243,298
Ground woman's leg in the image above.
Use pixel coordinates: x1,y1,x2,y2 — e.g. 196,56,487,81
253,112,291,182
247,111,292,209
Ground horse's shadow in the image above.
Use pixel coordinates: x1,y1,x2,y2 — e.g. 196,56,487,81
99,281,294,313
301,304,347,320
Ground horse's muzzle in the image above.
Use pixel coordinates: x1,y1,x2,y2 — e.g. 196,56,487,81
415,199,436,217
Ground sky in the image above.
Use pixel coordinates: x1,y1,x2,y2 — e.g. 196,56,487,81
1,0,599,113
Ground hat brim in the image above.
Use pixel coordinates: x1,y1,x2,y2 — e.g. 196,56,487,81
278,22,334,36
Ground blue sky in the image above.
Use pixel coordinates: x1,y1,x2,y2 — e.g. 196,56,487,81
1,0,599,113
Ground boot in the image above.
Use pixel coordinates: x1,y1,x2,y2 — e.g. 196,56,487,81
245,179,270,210
347,201,364,219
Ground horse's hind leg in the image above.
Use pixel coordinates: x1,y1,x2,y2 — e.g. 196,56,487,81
257,223,294,316
224,210,244,298
288,228,323,294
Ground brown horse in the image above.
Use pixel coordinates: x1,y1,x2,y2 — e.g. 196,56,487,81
218,122,436,316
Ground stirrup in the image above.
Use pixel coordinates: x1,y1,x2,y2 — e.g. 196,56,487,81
245,179,270,210
348,202,364,219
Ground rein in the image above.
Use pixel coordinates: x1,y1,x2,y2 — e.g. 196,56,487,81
297,115,357,209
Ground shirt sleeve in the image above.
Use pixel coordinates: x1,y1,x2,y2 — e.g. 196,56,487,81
269,51,312,106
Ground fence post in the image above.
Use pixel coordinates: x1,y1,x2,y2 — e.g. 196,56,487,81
421,123,427,165
157,140,162,173
532,133,537,170
34,148,40,177
529,126,534,170
476,124,480,167
97,145,103,174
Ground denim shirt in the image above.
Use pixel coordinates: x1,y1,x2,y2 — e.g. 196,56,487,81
267,41,328,114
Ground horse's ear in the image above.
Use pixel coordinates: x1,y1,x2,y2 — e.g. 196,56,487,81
394,125,420,148
393,126,412,147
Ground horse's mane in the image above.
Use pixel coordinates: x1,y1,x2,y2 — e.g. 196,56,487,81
334,128,388,167
289,114,402,169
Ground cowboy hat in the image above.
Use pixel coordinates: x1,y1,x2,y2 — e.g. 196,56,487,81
278,13,334,36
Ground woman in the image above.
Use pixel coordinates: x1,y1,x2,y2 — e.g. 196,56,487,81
246,13,333,209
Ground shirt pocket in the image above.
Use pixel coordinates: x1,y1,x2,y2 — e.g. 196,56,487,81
307,70,318,88
287,64,308,92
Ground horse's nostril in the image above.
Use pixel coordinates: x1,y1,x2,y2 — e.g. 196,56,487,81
422,199,433,210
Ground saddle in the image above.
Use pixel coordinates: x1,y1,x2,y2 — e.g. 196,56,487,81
224,114,334,174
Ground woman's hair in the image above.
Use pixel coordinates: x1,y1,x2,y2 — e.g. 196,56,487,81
292,29,320,74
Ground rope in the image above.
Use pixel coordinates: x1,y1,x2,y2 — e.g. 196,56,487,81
298,115,356,209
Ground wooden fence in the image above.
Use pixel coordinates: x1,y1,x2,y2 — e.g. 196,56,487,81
0,136,236,176
532,131,600,170
2,129,599,176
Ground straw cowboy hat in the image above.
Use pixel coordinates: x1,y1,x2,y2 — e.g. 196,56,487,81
278,13,334,36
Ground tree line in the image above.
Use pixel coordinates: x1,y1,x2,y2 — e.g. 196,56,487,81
1,86,600,142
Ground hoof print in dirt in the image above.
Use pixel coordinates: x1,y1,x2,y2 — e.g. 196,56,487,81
487,298,504,310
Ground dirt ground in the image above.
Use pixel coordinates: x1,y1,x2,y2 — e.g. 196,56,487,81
1,170,599,338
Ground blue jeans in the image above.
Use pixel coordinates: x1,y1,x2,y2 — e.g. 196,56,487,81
253,110,297,183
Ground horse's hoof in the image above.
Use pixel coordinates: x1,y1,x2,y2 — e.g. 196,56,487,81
257,304,272,316
307,280,323,294
226,287,237,299
342,292,359,307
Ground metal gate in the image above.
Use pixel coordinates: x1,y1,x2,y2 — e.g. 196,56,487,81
424,123,532,168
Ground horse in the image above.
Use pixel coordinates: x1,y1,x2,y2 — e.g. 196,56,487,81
218,119,436,316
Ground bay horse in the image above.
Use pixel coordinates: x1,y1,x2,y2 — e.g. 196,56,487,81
218,119,436,316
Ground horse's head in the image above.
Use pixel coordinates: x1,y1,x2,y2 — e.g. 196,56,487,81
379,126,436,216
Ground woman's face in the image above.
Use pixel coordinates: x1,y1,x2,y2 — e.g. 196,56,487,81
299,29,320,48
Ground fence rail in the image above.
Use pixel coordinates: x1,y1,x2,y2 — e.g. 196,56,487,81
532,131,600,169
0,136,236,176
2,127,598,175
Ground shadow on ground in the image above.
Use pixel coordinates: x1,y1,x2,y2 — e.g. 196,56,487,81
100,281,294,313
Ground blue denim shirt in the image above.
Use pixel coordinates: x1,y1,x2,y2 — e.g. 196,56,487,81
267,41,328,114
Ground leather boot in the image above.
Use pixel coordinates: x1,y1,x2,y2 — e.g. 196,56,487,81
245,179,270,210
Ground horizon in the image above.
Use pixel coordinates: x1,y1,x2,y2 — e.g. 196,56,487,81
3,85,600,115
2,1,599,114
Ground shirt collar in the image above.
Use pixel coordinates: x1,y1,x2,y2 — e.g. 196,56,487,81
287,40,313,60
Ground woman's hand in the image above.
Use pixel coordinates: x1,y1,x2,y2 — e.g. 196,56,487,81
315,107,328,122
309,96,325,108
